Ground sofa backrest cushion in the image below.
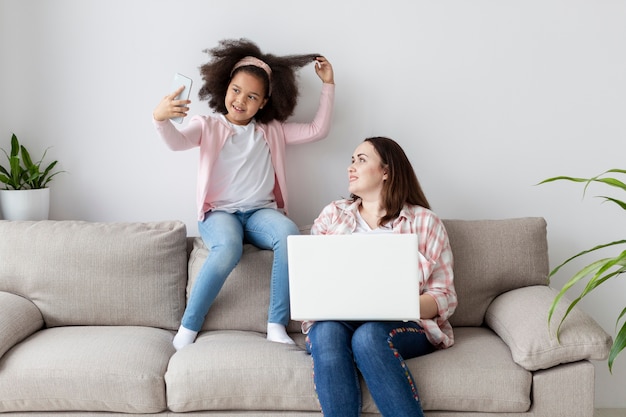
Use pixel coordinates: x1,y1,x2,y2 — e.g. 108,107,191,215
0,220,188,330
188,218,549,332
187,237,302,333
443,217,549,326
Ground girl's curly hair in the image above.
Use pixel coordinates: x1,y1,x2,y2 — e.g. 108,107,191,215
198,38,319,124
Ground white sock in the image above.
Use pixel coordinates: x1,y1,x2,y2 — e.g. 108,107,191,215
173,325,198,351
267,323,295,344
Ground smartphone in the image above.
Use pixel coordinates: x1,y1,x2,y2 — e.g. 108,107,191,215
170,73,193,124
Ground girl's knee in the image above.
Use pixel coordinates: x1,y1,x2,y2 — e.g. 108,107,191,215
218,240,243,256
205,241,244,270
275,218,299,239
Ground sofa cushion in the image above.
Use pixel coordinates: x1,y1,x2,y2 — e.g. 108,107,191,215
166,327,531,414
402,327,532,413
165,331,318,412
188,219,549,332
0,326,174,413
485,285,612,371
188,237,302,334
442,217,549,327
0,220,188,330
0,292,44,358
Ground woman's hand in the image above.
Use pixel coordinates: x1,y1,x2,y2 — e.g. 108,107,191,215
314,56,334,85
419,293,439,320
153,86,191,122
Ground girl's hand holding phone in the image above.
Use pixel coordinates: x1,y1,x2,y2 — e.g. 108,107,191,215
153,86,192,122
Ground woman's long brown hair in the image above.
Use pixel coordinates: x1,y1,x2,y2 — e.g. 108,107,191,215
352,137,431,226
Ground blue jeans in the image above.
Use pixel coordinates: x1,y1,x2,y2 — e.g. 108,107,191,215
306,321,434,417
181,208,299,331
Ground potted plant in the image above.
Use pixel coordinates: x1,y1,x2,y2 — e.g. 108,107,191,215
539,169,626,372
0,133,63,220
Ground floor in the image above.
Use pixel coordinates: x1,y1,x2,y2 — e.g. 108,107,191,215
596,410,626,417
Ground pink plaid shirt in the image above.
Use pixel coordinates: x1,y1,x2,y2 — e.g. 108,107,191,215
307,198,457,348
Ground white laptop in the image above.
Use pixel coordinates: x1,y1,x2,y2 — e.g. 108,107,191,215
287,233,421,321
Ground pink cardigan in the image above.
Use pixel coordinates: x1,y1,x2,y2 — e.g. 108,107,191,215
154,83,334,220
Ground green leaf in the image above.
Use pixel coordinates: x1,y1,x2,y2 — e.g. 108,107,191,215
550,251,626,338
579,252,626,296
0,173,12,187
548,258,607,325
617,307,626,325
597,196,626,211
605,169,626,175
583,171,626,197
554,267,625,339
20,146,35,170
10,134,19,158
537,176,590,186
548,240,626,280
589,177,626,193
8,156,24,189
609,318,626,373
538,169,626,199
39,161,58,188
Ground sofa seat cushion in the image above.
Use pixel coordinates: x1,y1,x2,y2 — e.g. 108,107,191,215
167,327,530,414
166,330,318,413
358,327,532,414
0,326,174,413
402,327,532,413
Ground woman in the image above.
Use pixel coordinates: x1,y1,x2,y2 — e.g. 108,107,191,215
305,137,457,417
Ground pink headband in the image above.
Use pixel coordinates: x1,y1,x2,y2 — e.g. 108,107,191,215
231,56,272,96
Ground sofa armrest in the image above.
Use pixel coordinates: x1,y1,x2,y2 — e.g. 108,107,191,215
484,285,612,371
0,291,44,358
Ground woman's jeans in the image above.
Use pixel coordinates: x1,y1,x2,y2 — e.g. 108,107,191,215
181,208,299,331
306,320,434,417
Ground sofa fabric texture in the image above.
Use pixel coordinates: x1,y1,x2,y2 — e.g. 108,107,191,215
0,218,612,416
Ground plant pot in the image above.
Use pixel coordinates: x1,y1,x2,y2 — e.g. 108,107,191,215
0,188,50,221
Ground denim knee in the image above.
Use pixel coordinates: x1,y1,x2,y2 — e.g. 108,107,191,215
352,322,389,357
278,219,300,238
308,322,352,353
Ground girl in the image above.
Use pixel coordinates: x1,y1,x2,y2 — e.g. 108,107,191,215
153,39,335,350
305,137,456,417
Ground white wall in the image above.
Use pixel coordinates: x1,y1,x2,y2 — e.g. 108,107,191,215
1,0,625,407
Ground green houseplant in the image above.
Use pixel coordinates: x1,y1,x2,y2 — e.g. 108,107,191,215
539,169,626,372
0,133,63,220
0,133,61,190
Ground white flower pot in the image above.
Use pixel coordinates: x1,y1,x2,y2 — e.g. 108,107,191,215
0,188,50,221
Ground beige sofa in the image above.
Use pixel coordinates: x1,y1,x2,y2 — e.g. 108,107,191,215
0,218,612,416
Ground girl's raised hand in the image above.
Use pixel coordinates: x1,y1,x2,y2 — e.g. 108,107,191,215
153,86,191,122
314,57,334,85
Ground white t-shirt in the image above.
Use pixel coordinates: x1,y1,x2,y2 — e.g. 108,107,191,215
211,116,277,212
354,209,393,233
